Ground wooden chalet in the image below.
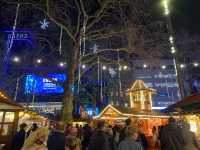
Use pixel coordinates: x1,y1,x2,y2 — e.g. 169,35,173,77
94,80,169,136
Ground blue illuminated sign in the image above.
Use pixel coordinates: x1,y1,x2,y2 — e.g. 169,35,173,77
5,30,34,48
25,73,67,94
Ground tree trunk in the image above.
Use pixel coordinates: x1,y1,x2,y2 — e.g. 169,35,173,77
61,46,78,123
62,69,74,123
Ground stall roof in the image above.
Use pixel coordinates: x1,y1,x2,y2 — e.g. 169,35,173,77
165,93,200,113
0,91,24,110
94,104,169,120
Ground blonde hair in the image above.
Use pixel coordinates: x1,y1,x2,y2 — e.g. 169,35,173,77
65,136,81,150
22,127,49,150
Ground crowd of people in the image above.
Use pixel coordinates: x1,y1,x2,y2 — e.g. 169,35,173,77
9,117,200,150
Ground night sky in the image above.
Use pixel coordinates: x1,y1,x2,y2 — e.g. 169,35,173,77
172,0,200,34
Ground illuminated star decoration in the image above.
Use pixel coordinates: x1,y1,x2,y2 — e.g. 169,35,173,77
109,67,116,78
39,19,49,30
90,44,98,54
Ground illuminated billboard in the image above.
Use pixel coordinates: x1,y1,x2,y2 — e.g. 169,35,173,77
25,73,67,94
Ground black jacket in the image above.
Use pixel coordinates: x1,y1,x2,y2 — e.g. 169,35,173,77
11,130,26,150
47,130,66,150
160,123,185,150
88,130,114,150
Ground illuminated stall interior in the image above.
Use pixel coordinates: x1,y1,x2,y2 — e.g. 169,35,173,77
94,80,169,136
0,91,23,145
0,90,47,146
166,93,200,135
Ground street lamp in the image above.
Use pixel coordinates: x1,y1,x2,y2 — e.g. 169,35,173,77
119,66,122,71
143,64,147,68
123,65,128,70
59,62,65,67
162,65,166,69
171,46,176,53
194,63,199,67
169,36,173,43
102,65,106,70
13,56,20,63
82,64,86,69
180,64,185,69
162,0,170,15
36,59,42,64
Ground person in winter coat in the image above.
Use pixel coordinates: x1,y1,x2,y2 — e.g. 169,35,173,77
11,123,27,150
118,126,143,150
113,125,120,145
152,126,159,148
106,126,117,150
47,121,66,150
21,127,49,150
27,123,38,137
88,121,113,150
65,127,81,150
119,118,132,142
160,117,185,150
82,123,93,150
138,130,148,150
181,123,200,150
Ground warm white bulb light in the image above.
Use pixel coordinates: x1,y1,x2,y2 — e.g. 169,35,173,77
162,65,166,69
123,65,128,70
13,56,20,62
163,0,170,15
59,62,64,67
194,63,199,67
180,64,185,68
82,64,86,69
36,59,42,64
102,65,106,70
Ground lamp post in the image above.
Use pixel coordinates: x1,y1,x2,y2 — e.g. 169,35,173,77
162,0,185,99
13,77,21,101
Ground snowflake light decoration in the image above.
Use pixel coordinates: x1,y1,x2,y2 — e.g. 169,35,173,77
109,67,116,78
90,44,98,54
39,19,49,30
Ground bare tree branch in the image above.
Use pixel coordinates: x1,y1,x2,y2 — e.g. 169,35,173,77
74,0,81,38
45,0,76,42
86,0,112,31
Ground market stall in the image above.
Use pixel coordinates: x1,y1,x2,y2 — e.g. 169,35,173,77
0,91,23,145
93,80,169,136
166,93,200,135
0,90,48,146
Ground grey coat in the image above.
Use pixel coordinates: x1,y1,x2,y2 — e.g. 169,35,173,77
160,123,185,150
118,137,143,150
181,128,200,150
